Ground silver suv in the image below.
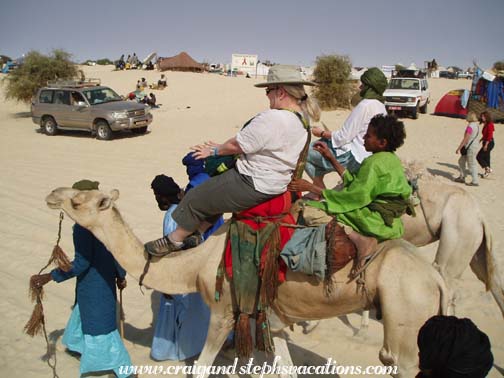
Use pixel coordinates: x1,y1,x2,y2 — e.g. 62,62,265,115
31,80,153,140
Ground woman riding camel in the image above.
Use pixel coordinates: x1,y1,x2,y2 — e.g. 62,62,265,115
145,65,321,256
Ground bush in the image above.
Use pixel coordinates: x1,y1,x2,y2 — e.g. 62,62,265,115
2,49,78,104
493,61,504,71
96,58,113,65
312,55,354,110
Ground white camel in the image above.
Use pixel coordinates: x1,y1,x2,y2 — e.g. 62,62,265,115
328,165,503,336
46,187,448,378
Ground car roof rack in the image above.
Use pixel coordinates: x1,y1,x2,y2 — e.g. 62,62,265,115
46,78,101,88
391,69,426,78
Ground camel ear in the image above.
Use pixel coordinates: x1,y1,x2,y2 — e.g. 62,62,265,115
110,189,120,201
98,196,113,211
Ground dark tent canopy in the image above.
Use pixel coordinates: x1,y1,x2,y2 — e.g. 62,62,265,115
157,52,204,72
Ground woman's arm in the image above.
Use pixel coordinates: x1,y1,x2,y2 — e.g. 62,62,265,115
456,132,471,154
191,137,243,160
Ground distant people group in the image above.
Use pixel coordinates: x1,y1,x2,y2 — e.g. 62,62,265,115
454,110,496,186
115,53,140,70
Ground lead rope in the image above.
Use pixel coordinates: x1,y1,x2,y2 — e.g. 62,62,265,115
25,211,70,378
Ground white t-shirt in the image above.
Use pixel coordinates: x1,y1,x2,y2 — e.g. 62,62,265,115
236,109,307,195
331,99,387,163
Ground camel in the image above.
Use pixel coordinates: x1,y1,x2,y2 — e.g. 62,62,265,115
313,164,504,336
46,187,448,378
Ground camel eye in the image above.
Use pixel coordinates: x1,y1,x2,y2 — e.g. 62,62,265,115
70,199,81,209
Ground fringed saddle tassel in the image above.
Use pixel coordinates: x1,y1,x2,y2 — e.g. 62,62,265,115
49,245,72,272
260,225,281,308
255,310,274,353
235,313,253,358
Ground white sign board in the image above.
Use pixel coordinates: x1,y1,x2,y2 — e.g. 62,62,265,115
231,54,258,75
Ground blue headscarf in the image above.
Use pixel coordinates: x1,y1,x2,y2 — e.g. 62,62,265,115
182,152,210,192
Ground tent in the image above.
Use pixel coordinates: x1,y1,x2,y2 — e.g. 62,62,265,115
157,52,204,72
434,89,469,119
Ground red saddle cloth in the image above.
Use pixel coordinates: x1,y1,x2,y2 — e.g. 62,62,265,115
224,191,296,283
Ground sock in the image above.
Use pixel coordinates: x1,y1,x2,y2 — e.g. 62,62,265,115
168,234,184,248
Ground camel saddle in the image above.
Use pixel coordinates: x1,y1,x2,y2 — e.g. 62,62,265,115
325,218,357,276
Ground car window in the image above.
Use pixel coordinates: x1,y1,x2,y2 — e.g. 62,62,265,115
39,90,54,104
71,91,86,105
82,87,121,105
54,90,71,105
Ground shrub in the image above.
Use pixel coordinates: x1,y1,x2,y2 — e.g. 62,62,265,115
96,58,113,65
312,55,354,110
2,49,77,104
493,61,504,71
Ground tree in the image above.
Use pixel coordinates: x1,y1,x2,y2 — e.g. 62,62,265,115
2,49,78,104
312,54,354,110
96,58,113,65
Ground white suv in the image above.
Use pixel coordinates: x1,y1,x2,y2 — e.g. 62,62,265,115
384,73,430,119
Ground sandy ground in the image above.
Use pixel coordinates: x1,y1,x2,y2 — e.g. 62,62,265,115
0,66,502,377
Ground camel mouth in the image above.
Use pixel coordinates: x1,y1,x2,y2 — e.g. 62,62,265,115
45,192,63,209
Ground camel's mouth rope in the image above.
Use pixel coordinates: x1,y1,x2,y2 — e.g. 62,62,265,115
24,211,69,378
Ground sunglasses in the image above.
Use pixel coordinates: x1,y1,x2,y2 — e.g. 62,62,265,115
265,87,279,95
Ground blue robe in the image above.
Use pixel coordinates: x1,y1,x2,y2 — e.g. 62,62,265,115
51,224,131,377
150,205,223,361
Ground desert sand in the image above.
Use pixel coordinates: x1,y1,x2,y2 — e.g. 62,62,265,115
0,66,502,377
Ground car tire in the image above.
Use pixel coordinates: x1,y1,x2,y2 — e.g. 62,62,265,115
131,126,147,134
412,104,419,119
96,121,113,140
420,102,428,114
43,116,58,136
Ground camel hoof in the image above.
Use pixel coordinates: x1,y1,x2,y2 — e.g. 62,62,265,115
298,320,320,334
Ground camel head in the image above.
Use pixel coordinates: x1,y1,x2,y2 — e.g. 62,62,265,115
46,187,120,229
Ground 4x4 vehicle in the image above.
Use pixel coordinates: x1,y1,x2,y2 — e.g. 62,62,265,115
31,79,153,140
383,70,430,119
456,71,473,79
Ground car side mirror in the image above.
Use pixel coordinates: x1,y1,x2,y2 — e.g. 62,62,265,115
76,101,87,108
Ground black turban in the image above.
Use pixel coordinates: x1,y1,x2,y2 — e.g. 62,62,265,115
150,175,180,199
417,315,493,378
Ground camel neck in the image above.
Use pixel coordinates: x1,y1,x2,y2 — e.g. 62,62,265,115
89,207,201,294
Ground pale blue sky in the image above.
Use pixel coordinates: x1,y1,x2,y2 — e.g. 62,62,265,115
1,0,502,69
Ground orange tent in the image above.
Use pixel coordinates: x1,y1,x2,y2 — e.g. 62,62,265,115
157,52,204,72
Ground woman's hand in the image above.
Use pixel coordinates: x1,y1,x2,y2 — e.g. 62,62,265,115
31,273,52,288
288,178,319,194
311,126,325,138
191,141,218,160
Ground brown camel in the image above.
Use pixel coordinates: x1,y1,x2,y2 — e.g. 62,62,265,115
46,187,448,378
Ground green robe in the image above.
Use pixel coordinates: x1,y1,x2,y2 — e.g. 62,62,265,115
307,152,411,242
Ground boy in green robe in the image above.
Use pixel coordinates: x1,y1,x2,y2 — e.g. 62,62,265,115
288,114,411,264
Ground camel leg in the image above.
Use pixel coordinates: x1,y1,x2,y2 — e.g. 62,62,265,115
470,240,504,317
272,331,298,378
378,255,446,377
433,203,482,315
355,310,370,338
268,312,297,378
193,310,234,378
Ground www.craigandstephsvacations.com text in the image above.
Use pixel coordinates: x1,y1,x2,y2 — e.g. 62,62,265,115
118,357,398,377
